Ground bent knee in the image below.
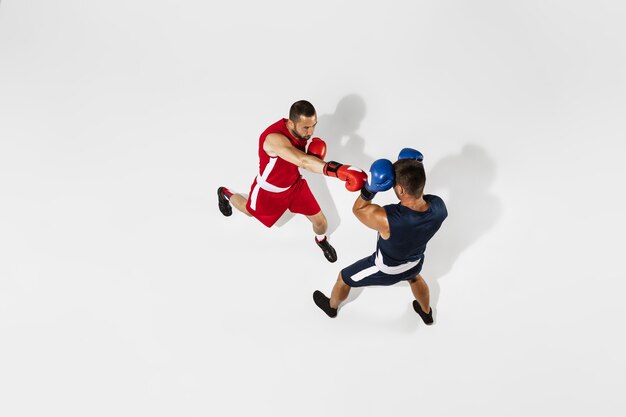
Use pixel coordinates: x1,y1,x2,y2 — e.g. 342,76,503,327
314,218,327,230
337,273,350,287
309,212,327,229
409,274,425,284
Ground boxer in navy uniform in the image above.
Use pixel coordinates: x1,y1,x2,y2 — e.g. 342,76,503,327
313,148,447,324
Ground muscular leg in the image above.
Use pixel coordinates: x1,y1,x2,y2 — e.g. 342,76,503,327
409,274,430,313
306,210,328,235
330,272,351,309
307,210,336,262
229,194,252,216
409,274,433,324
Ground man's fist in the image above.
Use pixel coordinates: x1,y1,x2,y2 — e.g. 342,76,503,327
398,148,423,161
323,161,367,192
306,137,327,160
361,159,395,201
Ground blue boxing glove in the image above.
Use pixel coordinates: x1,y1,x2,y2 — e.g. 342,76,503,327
360,158,395,201
398,148,423,161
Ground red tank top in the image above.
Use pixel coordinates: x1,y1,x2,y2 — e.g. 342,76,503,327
256,118,308,188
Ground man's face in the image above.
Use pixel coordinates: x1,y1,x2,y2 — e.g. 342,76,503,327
290,115,317,141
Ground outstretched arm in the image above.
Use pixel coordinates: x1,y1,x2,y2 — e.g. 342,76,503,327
264,133,367,191
264,133,325,173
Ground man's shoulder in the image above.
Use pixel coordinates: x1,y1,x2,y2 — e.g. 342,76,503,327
424,194,448,218
382,203,401,217
261,119,290,140
263,118,287,131
425,194,445,205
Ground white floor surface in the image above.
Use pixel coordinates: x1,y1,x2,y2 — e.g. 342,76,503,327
1,1,625,416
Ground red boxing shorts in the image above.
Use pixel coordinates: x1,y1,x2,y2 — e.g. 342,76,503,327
246,177,321,227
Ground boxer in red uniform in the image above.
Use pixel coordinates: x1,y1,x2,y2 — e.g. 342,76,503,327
217,100,367,262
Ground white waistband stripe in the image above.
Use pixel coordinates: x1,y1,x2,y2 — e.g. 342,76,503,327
374,250,421,275
349,251,421,283
255,175,290,193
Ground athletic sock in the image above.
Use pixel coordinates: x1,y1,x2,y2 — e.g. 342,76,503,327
315,234,327,243
221,187,234,200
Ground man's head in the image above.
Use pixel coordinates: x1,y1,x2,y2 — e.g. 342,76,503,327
393,158,426,199
287,100,317,141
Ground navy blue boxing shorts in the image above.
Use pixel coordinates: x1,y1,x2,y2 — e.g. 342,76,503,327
341,250,424,287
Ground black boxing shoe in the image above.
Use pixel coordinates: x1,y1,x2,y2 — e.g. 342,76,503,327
412,300,434,325
217,187,232,217
315,237,337,263
313,290,337,318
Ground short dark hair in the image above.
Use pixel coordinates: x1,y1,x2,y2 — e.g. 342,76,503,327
289,100,316,122
393,158,426,198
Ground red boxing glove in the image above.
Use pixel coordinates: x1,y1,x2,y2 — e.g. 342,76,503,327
306,137,327,160
323,161,367,192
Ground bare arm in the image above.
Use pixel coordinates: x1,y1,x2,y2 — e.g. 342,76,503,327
264,133,325,173
352,195,390,239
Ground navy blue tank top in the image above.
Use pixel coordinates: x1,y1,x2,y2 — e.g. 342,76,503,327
377,194,448,266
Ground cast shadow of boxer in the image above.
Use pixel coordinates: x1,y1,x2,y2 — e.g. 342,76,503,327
275,94,373,234
415,144,502,310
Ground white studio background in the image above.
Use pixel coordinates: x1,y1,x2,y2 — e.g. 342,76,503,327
1,1,625,416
